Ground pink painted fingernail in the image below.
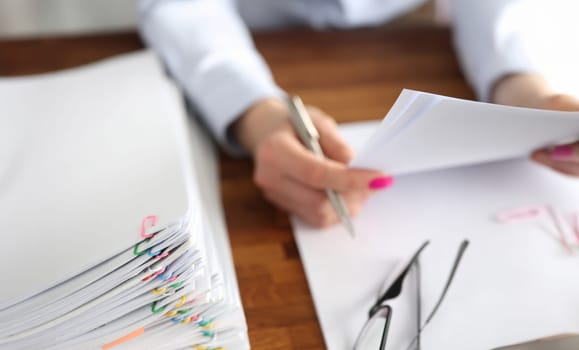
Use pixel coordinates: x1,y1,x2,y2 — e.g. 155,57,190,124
369,176,394,190
551,145,574,160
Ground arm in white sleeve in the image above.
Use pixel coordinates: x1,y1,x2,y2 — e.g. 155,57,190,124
139,0,285,155
451,0,541,102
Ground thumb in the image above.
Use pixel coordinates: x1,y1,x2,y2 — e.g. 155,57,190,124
541,94,579,112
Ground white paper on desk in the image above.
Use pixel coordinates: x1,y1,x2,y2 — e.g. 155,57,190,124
352,90,579,175
293,118,579,350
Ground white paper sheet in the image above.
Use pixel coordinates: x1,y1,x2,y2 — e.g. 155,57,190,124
293,101,579,350
352,90,579,175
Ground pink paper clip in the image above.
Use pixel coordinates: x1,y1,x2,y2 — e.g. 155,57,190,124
496,206,546,224
546,206,574,254
573,212,579,244
140,215,158,239
166,275,178,283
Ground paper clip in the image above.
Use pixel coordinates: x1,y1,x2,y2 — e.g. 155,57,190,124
151,301,166,314
180,312,199,324
198,319,213,328
162,296,188,319
146,246,169,259
499,205,578,254
156,264,175,281
162,288,177,297
157,270,175,281
165,310,179,318
185,314,200,324
170,316,185,324
165,302,187,317
142,266,166,282
573,212,579,243
175,295,187,308
133,238,151,256
152,287,167,295
496,206,545,223
140,215,158,239
202,324,214,331
546,206,574,254
178,308,192,315
168,280,184,289
166,275,178,282
201,330,215,338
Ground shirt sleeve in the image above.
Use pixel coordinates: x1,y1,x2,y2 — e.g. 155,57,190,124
451,0,543,102
139,0,285,155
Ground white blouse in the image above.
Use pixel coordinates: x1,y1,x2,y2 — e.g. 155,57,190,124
139,0,579,153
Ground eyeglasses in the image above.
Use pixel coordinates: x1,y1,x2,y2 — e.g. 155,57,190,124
353,240,469,350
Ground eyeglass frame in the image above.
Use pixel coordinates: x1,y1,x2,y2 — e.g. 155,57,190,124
353,239,470,350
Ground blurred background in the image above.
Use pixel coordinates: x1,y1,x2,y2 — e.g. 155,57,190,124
0,0,442,39
0,0,138,38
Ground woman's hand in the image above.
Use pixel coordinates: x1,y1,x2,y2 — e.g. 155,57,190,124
493,74,579,177
531,94,579,176
235,97,392,227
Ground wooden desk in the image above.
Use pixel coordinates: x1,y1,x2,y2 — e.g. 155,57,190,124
0,27,473,349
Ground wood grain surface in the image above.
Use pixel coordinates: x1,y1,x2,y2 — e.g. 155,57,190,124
0,26,474,349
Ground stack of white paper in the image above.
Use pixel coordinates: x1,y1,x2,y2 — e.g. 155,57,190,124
0,52,248,350
293,90,579,349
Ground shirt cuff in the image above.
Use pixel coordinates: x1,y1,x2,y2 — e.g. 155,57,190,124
470,39,541,103
452,0,544,102
184,55,286,156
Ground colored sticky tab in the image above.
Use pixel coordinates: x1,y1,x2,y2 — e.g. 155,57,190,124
101,327,144,349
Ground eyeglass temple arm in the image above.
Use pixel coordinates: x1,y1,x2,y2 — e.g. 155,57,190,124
369,241,430,318
423,240,470,326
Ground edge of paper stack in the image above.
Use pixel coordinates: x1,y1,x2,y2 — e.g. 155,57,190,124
0,51,249,350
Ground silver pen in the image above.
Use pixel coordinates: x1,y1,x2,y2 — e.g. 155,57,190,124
287,95,356,237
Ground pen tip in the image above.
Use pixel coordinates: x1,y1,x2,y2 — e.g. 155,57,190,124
345,221,356,238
